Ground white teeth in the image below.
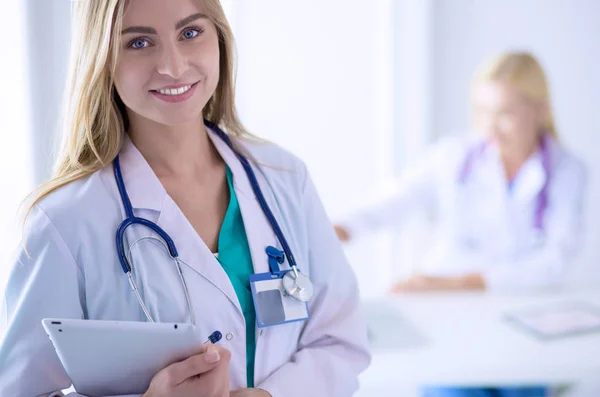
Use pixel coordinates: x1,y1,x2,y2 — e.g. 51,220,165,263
157,85,192,96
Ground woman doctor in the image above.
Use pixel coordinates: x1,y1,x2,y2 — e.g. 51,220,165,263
0,0,370,396
336,51,587,295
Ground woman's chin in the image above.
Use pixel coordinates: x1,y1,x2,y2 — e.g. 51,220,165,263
146,111,205,127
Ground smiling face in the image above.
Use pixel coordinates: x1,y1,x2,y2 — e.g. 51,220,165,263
113,0,221,127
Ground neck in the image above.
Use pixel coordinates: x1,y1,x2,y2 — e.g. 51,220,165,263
127,115,223,179
501,155,526,182
499,138,540,182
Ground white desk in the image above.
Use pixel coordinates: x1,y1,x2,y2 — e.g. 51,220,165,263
356,290,600,396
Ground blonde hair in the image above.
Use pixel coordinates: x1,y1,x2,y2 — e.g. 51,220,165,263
23,0,247,221
472,51,558,140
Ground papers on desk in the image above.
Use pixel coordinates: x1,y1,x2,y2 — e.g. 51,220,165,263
504,302,600,340
362,301,429,350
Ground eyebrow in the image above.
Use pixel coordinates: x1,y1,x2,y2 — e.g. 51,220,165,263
121,13,208,35
175,12,208,30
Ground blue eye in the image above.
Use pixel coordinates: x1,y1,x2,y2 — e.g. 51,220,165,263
130,38,149,50
181,28,200,40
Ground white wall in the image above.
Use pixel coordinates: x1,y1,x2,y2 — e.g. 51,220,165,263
390,0,436,278
431,0,600,286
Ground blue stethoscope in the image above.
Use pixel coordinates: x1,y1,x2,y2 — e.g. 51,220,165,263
113,120,314,326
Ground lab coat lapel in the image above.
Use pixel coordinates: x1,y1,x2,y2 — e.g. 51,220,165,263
464,144,511,247
116,135,166,212
156,196,241,312
468,144,507,206
118,134,241,312
511,146,550,206
208,129,278,276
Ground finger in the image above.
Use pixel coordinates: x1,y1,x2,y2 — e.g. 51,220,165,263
189,348,232,395
389,281,409,294
401,279,427,292
389,282,401,293
334,226,350,242
167,346,223,384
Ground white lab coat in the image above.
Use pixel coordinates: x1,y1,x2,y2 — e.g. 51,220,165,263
0,129,370,397
341,134,587,290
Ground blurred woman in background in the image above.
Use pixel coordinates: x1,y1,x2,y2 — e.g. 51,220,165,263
336,51,587,295
335,51,588,396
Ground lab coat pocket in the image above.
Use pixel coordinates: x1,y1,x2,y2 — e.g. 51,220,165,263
255,318,303,378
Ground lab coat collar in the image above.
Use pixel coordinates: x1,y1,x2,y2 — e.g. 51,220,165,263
117,134,166,212
206,127,255,199
478,136,558,203
116,128,257,212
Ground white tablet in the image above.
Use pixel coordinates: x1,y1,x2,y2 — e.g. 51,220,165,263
42,318,207,396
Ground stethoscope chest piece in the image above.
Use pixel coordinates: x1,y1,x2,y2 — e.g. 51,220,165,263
283,270,314,302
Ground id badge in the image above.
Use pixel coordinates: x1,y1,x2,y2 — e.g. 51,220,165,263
250,271,309,328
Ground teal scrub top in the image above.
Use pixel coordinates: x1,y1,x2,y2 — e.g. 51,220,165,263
216,166,256,387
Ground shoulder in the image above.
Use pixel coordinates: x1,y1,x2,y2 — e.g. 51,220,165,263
235,135,307,173
233,135,309,194
550,140,588,184
27,167,119,245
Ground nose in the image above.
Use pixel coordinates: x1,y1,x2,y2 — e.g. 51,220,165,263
478,113,505,138
156,43,188,79
489,118,504,137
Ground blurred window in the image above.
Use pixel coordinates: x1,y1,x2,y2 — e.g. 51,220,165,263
0,2,33,292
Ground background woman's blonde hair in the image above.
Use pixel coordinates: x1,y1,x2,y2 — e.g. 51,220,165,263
472,51,558,140
23,0,246,221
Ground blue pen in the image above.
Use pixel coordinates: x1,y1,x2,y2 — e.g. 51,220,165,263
205,330,222,344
